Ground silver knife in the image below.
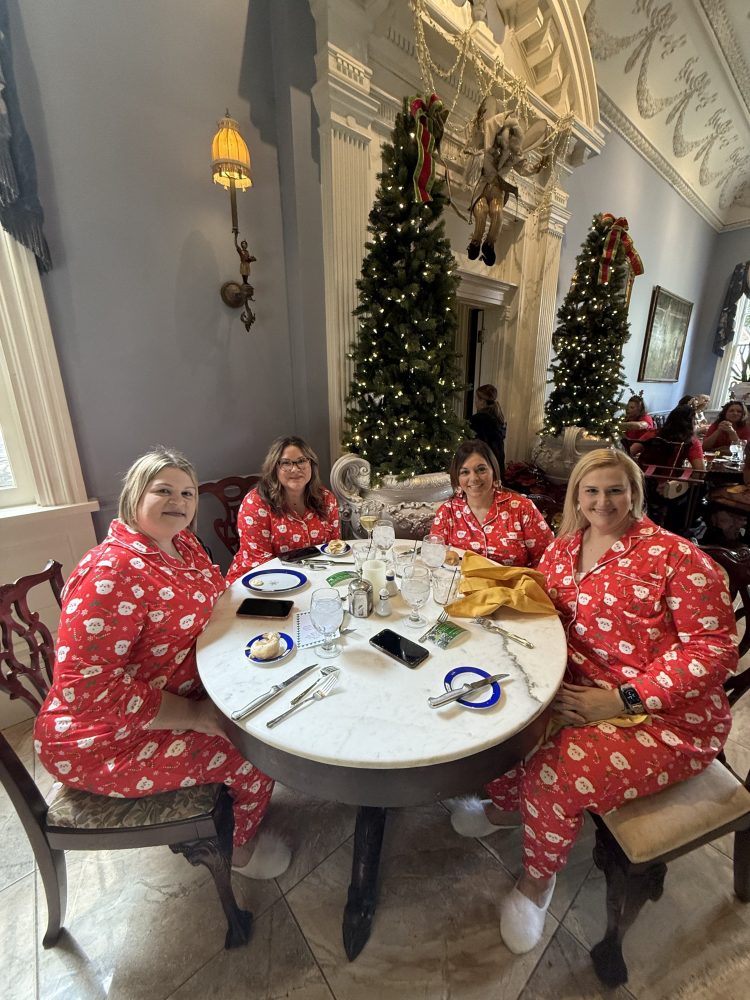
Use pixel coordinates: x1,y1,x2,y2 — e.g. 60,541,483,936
230,663,318,721
428,672,509,708
474,618,535,649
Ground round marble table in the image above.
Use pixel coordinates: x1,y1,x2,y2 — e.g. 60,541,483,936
197,556,567,957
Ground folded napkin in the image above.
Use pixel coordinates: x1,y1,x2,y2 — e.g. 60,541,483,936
445,552,557,618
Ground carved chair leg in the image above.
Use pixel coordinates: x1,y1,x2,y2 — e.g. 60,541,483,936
733,825,750,902
38,845,67,948
590,826,667,987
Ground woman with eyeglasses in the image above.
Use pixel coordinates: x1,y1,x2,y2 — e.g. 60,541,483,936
227,436,340,582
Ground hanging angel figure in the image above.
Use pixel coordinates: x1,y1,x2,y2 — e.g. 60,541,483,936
463,103,548,267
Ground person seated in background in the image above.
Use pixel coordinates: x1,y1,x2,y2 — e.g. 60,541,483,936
34,447,290,879
469,383,507,474
630,404,705,471
430,439,553,567
227,435,340,582
448,449,736,955
620,395,654,453
679,393,711,437
703,400,750,454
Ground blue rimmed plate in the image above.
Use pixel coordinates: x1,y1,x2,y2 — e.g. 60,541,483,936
443,666,502,709
241,568,307,593
245,632,295,664
319,541,352,557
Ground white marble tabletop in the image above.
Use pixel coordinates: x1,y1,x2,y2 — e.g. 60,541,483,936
197,555,567,771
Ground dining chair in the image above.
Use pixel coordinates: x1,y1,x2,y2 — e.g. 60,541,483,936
198,474,260,557
0,560,251,950
525,493,563,533
588,543,750,987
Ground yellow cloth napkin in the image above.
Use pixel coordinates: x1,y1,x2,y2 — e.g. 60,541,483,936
445,552,558,618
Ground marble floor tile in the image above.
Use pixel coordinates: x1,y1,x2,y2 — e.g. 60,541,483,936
727,694,750,752
37,844,281,1000
519,925,632,1000
563,844,750,999
168,897,334,1000
1,873,37,1000
287,803,558,1000
264,782,358,894
714,738,750,860
1,720,38,891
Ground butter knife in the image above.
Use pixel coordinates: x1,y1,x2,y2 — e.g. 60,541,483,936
230,663,318,721
428,672,509,708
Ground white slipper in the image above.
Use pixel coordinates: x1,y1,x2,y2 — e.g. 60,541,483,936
232,830,291,880
500,875,556,954
447,796,520,838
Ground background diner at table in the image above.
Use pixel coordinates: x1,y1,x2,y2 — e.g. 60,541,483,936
33,447,291,880
449,449,737,956
619,394,654,454
469,383,507,475
431,440,553,568
227,435,340,583
703,400,750,454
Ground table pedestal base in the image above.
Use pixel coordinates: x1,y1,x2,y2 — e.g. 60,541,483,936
343,805,387,960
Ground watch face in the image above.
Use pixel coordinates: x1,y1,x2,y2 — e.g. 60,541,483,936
621,685,643,712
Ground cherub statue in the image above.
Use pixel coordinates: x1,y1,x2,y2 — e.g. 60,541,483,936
463,105,548,266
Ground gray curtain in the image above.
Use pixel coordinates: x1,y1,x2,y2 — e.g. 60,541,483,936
0,0,51,271
713,261,750,357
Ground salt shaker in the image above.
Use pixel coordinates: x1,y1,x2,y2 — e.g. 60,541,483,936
376,588,392,617
385,571,398,597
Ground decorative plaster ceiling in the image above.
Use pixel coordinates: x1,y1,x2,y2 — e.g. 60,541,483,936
583,0,750,231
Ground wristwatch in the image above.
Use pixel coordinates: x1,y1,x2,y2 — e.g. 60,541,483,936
619,684,646,715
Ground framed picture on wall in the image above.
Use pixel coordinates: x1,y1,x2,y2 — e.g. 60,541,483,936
638,286,694,382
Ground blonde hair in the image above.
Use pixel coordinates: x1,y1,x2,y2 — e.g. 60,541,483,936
558,448,644,537
118,447,199,531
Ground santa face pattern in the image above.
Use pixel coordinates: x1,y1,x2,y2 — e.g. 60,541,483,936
485,517,737,879
34,519,273,845
227,487,341,583
430,489,553,568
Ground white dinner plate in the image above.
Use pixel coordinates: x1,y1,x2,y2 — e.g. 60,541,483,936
245,632,295,664
443,666,502,709
241,568,307,593
319,542,352,557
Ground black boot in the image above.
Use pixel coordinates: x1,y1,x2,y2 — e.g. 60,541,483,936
467,240,480,260
481,241,496,266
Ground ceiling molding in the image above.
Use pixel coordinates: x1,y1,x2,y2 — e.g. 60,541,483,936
698,0,750,116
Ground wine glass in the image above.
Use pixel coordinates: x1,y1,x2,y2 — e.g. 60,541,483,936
359,499,381,540
400,564,431,628
372,518,396,562
309,587,344,658
730,442,745,466
420,533,447,574
350,539,372,578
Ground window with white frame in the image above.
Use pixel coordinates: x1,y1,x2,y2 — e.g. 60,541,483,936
709,293,750,404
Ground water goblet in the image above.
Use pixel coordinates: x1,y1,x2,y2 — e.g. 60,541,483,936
400,564,431,628
420,533,447,573
372,518,396,562
350,539,372,578
309,587,344,658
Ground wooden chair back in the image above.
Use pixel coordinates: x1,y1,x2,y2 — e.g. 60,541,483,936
701,544,750,697
198,475,260,557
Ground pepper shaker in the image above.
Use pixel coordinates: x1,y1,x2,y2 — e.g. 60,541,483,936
376,588,392,617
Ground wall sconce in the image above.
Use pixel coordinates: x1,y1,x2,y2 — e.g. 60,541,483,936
211,111,256,332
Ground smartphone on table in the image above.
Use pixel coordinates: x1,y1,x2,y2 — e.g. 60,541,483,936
236,598,294,619
282,546,322,563
369,628,429,668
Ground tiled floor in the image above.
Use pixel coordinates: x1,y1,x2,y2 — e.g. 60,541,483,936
3,703,750,1000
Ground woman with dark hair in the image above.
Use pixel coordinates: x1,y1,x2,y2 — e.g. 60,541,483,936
430,439,553,567
703,400,750,453
620,395,654,452
227,436,340,582
469,383,507,473
449,449,736,954
630,404,705,471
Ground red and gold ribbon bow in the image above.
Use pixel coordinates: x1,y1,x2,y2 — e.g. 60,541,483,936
598,213,644,284
410,94,444,203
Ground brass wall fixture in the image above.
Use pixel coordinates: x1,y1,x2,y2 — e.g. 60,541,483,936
211,111,256,331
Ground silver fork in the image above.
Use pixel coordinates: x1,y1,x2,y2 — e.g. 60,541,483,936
289,665,340,706
418,610,448,643
472,617,535,649
266,672,340,728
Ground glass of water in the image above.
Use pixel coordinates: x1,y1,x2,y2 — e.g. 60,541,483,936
309,587,344,658
400,564,431,628
421,533,447,573
372,518,396,561
730,442,745,466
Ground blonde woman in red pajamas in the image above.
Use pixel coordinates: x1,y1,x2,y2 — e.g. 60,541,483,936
450,448,737,953
227,435,340,583
35,447,290,879
431,440,553,568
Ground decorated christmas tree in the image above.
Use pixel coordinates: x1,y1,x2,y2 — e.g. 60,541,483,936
342,96,468,480
543,213,643,439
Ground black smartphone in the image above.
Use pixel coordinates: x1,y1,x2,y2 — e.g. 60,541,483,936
282,546,323,563
236,597,294,619
369,628,429,668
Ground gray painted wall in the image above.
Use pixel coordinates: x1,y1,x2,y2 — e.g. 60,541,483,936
556,130,716,416
10,0,328,546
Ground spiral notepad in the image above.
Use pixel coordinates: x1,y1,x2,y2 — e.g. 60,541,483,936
294,611,324,650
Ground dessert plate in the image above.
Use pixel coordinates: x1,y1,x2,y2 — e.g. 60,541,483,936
241,568,307,593
245,632,295,664
319,542,352,557
443,666,502,709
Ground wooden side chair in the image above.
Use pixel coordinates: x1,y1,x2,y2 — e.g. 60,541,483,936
525,493,563,533
198,475,260,557
0,560,251,950
588,544,750,986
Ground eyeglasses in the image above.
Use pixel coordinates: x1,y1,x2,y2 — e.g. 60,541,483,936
278,458,311,471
